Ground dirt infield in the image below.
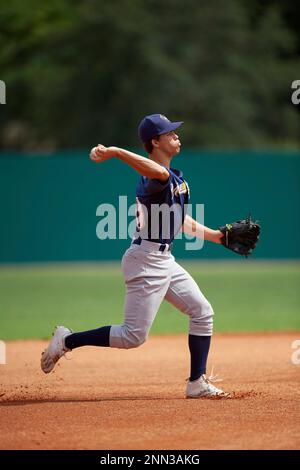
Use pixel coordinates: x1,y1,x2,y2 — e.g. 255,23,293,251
0,333,299,450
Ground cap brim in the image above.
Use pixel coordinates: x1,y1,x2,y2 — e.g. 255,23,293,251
157,121,183,136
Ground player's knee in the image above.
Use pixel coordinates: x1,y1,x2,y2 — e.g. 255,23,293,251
190,301,214,336
192,300,214,321
203,302,214,328
205,301,214,319
203,302,214,331
124,329,148,349
126,337,146,349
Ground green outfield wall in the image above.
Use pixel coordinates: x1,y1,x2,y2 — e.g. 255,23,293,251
0,150,299,262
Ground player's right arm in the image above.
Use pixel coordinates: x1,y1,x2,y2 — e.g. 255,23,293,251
90,145,169,182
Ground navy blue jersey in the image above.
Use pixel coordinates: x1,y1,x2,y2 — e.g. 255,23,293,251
132,166,190,245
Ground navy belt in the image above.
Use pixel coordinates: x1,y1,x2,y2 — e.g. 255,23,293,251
132,238,172,252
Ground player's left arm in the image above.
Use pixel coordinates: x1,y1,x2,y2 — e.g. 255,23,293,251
181,214,222,244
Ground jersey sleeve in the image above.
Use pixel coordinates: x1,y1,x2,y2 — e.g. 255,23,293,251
141,169,170,195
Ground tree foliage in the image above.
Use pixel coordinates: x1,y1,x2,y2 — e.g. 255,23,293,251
0,0,299,150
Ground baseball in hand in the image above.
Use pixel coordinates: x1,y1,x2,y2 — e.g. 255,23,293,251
90,144,116,163
90,145,106,163
90,146,99,159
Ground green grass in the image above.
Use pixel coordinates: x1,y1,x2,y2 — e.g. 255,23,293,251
0,261,299,340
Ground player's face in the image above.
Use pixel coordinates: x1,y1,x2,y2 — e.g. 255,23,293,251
158,131,181,156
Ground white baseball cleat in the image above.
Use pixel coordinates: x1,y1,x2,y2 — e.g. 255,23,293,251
186,374,230,398
41,326,72,374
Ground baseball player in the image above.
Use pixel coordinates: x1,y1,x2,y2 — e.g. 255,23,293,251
41,114,259,397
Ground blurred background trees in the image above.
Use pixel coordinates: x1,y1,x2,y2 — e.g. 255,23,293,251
0,0,299,150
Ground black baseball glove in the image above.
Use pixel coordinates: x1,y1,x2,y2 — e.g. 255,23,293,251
219,215,260,257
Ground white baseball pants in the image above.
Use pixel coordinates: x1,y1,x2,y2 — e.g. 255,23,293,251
109,241,214,349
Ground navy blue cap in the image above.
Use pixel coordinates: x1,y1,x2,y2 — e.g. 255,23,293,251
138,114,183,143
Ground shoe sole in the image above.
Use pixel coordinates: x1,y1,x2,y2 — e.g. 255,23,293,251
186,392,231,399
185,392,230,398
40,326,68,374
